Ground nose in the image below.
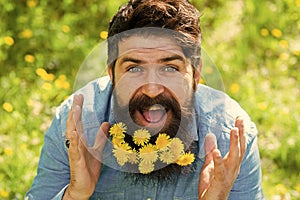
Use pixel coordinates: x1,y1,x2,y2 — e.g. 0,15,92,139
141,83,164,98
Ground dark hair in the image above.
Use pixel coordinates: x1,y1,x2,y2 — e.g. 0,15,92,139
107,0,201,72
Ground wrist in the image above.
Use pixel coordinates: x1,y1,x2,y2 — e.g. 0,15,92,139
63,185,90,200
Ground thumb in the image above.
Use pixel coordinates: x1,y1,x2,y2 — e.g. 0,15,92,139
92,122,110,159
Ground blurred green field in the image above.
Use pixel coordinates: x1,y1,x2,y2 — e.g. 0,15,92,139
1,0,299,199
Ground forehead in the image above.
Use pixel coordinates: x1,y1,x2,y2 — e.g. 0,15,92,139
118,35,185,58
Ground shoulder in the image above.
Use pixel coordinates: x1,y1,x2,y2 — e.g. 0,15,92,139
53,76,112,137
195,84,258,157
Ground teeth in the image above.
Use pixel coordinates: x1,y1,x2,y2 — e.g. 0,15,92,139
149,104,164,111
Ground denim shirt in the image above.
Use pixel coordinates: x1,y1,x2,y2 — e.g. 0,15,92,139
26,76,264,200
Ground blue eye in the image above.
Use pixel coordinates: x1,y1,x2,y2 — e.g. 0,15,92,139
128,66,143,73
161,65,178,72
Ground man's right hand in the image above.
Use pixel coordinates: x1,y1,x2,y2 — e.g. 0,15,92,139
63,94,110,200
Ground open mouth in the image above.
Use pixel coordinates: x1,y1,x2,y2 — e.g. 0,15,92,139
135,104,168,127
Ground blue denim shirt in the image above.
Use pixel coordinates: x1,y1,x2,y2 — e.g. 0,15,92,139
26,76,264,200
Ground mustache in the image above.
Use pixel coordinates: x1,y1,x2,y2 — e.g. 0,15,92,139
128,93,181,116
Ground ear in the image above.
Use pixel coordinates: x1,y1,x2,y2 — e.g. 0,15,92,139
107,65,113,81
193,60,202,89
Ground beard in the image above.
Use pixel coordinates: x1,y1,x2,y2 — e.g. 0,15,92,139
111,90,197,184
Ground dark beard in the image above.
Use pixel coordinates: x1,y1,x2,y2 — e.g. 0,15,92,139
111,91,196,184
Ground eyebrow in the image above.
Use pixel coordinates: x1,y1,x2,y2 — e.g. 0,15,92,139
119,54,186,65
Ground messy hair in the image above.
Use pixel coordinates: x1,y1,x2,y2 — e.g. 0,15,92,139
107,0,201,72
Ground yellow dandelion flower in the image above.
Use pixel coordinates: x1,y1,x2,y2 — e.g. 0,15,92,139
230,83,240,94
279,40,289,49
128,150,139,164
279,53,289,61
176,152,195,166
295,184,300,192
24,54,35,63
112,137,124,147
199,77,205,84
257,102,267,111
155,133,171,149
35,68,55,81
27,0,37,8
168,138,184,159
113,147,129,166
139,144,158,163
55,78,70,89
100,31,108,40
3,102,13,113
112,143,131,166
159,149,175,164
275,184,288,195
109,122,127,137
0,189,9,198
19,29,33,38
4,147,13,156
271,28,282,38
62,25,70,33
293,50,300,56
139,161,154,174
260,28,269,37
133,128,151,146
4,36,14,46
42,82,53,90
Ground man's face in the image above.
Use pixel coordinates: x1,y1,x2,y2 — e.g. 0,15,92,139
109,35,200,134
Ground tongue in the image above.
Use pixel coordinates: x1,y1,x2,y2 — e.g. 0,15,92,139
143,110,165,123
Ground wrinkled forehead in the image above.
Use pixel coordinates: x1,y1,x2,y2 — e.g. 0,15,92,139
118,34,185,59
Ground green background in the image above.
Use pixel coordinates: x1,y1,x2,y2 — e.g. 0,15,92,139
1,0,299,199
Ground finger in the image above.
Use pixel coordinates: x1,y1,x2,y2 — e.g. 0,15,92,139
213,149,225,182
235,117,246,161
66,94,84,139
94,122,110,149
72,96,87,146
228,127,240,161
203,133,218,165
68,130,80,161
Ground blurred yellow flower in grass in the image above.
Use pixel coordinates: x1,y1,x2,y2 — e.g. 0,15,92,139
55,75,70,89
24,54,35,63
155,133,171,149
19,29,33,39
230,83,240,94
3,102,13,112
271,28,282,38
293,50,300,56
100,31,108,40
279,40,289,49
296,0,300,7
260,28,269,37
42,82,53,90
0,189,9,198
296,184,300,192
199,77,205,84
4,36,14,46
133,128,151,146
257,102,268,111
36,68,55,81
139,144,158,164
27,0,37,8
276,184,288,195
176,152,195,166
4,147,13,156
62,25,70,33
279,53,289,61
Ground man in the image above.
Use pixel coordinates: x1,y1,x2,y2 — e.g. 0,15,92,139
26,0,264,199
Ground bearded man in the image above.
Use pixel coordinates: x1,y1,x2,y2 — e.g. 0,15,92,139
26,0,264,199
